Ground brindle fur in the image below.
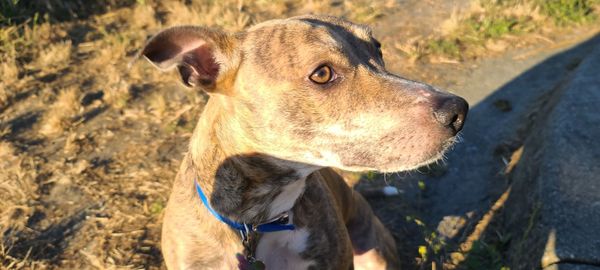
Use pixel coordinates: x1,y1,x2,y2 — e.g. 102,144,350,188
140,14,467,270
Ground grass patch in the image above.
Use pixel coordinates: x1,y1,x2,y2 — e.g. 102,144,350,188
467,16,520,39
540,0,598,25
419,0,600,60
427,38,462,59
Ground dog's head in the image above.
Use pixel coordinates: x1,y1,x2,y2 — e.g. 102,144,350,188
139,15,468,173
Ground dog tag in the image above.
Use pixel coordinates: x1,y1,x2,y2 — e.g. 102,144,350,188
236,253,265,270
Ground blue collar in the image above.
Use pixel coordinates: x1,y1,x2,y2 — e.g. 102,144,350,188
194,179,296,234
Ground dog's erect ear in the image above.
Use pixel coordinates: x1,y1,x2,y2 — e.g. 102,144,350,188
139,26,239,91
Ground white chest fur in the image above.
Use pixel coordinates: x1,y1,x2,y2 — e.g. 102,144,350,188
255,176,312,269
268,178,306,219
255,227,314,269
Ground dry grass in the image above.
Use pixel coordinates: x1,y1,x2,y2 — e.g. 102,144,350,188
163,1,251,31
148,91,167,118
34,40,72,68
131,4,158,29
0,56,19,105
0,140,37,241
0,56,18,85
39,87,81,137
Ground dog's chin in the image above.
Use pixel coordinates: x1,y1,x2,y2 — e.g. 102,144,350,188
339,136,458,173
380,136,458,173
377,152,445,173
334,152,445,173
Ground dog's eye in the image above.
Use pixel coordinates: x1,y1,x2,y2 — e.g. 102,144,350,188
309,65,334,84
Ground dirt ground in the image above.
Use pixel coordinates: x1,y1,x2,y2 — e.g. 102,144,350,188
1,0,598,269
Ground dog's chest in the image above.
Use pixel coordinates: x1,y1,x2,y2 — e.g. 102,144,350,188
267,178,306,218
255,227,314,269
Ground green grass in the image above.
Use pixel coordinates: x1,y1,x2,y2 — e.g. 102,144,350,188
426,38,462,59
468,16,520,39
424,13,531,60
539,0,598,25
422,0,600,60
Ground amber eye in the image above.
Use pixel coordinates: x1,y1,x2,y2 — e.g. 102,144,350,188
309,65,334,84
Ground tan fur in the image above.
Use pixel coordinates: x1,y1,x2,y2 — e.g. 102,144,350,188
140,15,467,270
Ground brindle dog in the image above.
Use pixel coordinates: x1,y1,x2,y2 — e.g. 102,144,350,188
139,15,468,270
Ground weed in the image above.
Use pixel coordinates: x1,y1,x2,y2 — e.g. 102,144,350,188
426,39,462,59
418,245,428,261
149,201,165,215
469,16,520,38
406,215,448,266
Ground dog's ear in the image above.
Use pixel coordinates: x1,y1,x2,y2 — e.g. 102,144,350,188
139,26,239,91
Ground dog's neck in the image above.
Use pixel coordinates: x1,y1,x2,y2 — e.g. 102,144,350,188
188,97,310,224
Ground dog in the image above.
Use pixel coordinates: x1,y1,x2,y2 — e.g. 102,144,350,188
139,15,468,270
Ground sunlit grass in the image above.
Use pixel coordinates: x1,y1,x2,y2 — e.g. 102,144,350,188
416,0,600,60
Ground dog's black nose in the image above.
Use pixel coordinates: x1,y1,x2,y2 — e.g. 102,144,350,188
433,96,468,134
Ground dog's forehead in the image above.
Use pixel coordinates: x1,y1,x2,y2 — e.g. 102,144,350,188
240,16,378,80
246,15,373,43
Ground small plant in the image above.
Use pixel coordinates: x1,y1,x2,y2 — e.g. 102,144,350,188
406,215,448,266
469,16,520,38
418,245,428,261
149,201,165,215
426,39,462,59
